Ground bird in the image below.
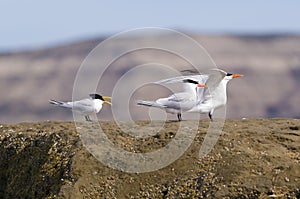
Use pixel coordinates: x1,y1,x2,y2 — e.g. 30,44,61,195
136,79,207,121
49,93,112,121
156,69,243,121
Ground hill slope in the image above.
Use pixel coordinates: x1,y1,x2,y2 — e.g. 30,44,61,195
0,34,300,123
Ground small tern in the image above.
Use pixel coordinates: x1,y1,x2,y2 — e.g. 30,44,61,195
49,93,112,121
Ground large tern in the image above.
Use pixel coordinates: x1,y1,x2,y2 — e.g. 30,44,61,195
137,79,206,121
157,69,243,121
49,93,112,121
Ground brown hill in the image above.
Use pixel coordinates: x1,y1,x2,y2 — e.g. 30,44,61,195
0,34,300,123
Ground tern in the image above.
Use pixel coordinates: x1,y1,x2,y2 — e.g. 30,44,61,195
157,69,243,121
49,93,112,121
137,79,206,121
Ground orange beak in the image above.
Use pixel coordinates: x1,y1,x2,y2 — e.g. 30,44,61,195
197,83,207,88
232,74,244,78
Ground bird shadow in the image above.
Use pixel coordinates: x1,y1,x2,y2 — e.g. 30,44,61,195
165,120,182,123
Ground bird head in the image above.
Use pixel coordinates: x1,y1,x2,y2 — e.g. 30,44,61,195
89,94,112,105
182,79,207,88
225,73,244,81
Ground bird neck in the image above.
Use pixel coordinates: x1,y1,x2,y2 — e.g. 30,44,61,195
93,99,103,112
183,83,199,99
210,79,228,106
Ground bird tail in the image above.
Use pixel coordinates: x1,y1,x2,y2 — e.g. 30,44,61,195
136,100,166,108
49,99,72,108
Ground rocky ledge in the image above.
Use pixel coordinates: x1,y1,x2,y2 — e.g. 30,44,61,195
0,119,299,198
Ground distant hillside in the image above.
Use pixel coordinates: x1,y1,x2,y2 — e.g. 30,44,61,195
0,33,300,123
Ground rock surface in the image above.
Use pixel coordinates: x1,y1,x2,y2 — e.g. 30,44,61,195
0,119,299,198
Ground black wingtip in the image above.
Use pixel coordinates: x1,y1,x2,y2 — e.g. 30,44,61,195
49,99,63,105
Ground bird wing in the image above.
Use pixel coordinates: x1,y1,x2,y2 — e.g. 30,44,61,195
136,100,167,108
155,69,226,104
155,74,209,104
71,98,93,106
167,92,191,102
49,99,72,108
155,75,209,93
155,75,208,85
153,69,227,111
195,69,227,105
156,97,182,110
69,98,95,113
204,69,226,90
155,92,195,110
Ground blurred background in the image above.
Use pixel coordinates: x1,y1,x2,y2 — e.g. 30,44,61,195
0,0,299,123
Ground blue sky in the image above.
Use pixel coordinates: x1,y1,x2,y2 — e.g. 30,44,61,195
0,0,299,51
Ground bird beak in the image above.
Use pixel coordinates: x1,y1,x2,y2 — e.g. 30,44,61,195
103,101,112,105
197,83,207,88
103,96,112,105
102,96,112,100
232,74,243,78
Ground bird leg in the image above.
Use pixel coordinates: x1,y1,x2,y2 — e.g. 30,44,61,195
208,112,213,122
177,113,182,121
85,115,92,122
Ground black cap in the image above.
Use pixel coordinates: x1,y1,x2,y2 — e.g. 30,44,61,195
182,79,199,84
89,94,104,101
226,73,233,76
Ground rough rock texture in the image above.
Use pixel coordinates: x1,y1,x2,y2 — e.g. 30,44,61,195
0,119,299,198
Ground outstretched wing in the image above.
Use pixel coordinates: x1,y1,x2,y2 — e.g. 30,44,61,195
204,69,226,90
155,75,208,85
155,75,208,94
195,69,227,105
